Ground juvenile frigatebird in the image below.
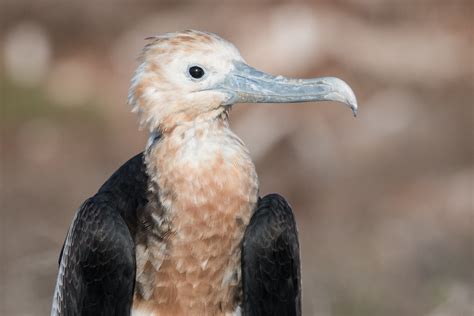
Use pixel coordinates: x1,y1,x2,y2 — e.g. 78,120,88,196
51,30,357,316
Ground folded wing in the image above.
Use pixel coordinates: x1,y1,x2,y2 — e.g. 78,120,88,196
242,194,301,316
52,154,148,316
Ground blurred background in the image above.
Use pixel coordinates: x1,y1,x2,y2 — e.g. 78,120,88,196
1,0,472,315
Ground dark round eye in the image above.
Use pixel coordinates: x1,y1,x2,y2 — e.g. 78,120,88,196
189,66,205,79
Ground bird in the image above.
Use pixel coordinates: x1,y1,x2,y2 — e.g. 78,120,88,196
51,30,357,316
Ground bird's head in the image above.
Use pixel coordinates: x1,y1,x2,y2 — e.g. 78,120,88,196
128,30,357,133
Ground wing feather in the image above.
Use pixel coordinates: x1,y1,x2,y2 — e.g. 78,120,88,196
52,153,148,316
242,193,301,316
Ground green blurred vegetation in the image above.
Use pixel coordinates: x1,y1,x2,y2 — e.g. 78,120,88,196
1,77,104,124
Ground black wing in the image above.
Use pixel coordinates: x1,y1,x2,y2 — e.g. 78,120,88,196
52,153,149,316
242,194,301,316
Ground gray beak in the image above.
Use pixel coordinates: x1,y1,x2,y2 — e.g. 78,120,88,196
216,62,358,116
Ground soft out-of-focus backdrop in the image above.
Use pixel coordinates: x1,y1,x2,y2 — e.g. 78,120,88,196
1,0,472,315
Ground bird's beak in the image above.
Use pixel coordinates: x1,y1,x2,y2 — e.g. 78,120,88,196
215,62,358,116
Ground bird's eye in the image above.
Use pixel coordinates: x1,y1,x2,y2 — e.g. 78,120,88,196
189,66,205,79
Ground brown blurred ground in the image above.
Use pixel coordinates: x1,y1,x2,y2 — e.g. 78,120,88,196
1,1,473,315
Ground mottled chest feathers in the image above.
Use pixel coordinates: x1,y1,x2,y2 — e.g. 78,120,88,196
134,121,259,315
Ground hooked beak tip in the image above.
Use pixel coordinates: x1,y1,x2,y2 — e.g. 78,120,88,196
351,102,358,117
341,83,358,117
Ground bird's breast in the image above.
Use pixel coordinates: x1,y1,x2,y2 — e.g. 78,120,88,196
134,125,258,315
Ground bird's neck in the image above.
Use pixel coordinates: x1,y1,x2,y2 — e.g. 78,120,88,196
145,112,257,202
152,107,229,136
145,113,259,217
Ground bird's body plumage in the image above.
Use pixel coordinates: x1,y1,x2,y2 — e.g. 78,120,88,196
52,152,301,316
52,29,357,316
